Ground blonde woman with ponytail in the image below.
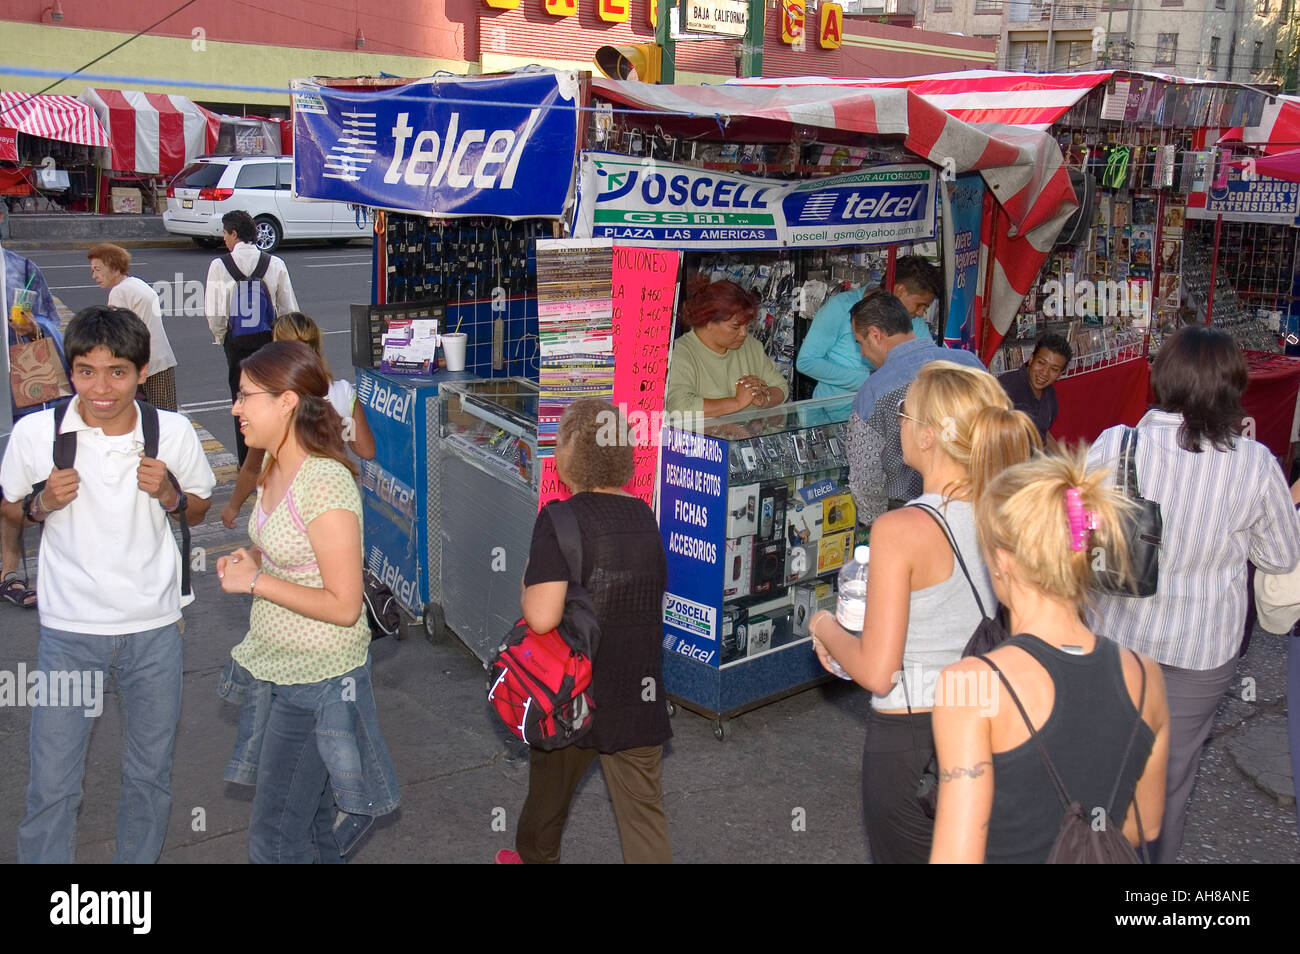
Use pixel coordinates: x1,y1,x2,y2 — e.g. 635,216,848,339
929,449,1170,863
810,361,1040,864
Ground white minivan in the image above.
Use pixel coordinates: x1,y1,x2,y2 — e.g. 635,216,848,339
163,155,369,252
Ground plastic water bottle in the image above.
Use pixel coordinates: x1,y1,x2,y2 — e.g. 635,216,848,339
827,546,869,680
837,546,870,633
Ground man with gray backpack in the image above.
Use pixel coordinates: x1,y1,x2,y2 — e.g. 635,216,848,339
204,209,298,465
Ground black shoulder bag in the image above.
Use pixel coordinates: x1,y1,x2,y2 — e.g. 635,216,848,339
1093,427,1162,598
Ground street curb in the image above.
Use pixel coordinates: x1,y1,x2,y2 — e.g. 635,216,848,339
4,239,197,251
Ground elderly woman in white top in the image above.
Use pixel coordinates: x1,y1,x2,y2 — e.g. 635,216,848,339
88,243,179,411
1087,326,1300,864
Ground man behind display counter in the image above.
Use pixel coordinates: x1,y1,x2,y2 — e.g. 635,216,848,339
846,289,984,526
796,256,939,398
996,333,1070,451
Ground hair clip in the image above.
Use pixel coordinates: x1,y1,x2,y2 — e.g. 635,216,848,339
1064,487,1097,552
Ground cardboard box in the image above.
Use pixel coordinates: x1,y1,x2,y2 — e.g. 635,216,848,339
822,492,856,533
757,481,788,543
786,498,823,545
110,187,142,214
723,536,753,602
746,614,775,657
720,605,749,665
791,581,835,638
751,539,786,596
726,483,759,538
784,541,818,585
818,530,852,575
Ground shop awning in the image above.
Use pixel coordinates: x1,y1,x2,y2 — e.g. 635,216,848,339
0,91,111,148
1244,94,1300,155
729,69,1267,131
591,78,1079,358
727,70,1115,129
78,89,220,176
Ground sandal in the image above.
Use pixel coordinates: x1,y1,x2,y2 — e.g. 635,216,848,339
0,573,36,609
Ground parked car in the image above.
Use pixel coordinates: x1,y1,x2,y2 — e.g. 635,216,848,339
163,155,369,252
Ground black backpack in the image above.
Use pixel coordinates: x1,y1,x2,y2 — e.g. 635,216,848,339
978,650,1149,863
23,399,192,598
363,572,401,640
221,251,277,338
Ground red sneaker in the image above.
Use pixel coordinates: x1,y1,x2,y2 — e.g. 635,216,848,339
494,849,523,864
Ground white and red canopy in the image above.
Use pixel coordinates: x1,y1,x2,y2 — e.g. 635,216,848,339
0,91,111,149
78,89,220,176
591,78,1079,358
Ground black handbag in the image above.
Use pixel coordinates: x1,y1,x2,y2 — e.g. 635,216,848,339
1093,428,1162,598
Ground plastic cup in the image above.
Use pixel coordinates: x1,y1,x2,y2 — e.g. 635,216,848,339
441,332,467,372
13,289,38,313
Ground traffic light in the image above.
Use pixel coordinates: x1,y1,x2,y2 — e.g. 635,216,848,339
594,44,662,83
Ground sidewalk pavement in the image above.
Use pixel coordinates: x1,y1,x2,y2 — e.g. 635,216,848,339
0,435,1296,865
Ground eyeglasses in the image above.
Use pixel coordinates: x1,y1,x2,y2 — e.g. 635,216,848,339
896,398,927,427
233,389,275,405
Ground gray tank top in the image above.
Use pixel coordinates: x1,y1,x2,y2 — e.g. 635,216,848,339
873,493,995,711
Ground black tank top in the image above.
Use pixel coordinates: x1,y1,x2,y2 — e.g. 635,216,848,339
984,634,1155,864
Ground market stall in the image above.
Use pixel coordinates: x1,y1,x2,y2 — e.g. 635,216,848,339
292,71,582,641
78,88,220,213
0,91,110,213
577,77,1076,729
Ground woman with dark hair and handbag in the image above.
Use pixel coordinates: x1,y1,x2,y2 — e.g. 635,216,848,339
496,398,672,864
809,362,1040,863
929,449,1170,863
215,340,398,863
1085,326,1300,864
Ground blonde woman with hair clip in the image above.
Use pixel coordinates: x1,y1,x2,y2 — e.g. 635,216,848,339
221,312,375,527
929,449,1170,864
809,361,1041,864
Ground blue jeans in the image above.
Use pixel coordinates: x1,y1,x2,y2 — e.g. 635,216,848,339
18,623,183,864
246,662,397,864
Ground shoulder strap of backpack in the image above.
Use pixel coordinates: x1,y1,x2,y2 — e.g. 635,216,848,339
977,653,1074,810
139,400,191,598
52,398,76,470
220,252,249,283
1104,647,1149,857
547,499,584,589
910,502,988,619
1120,427,1141,498
250,252,271,281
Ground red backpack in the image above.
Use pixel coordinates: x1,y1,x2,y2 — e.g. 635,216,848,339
487,501,599,750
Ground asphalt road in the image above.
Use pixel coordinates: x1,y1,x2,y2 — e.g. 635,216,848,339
23,240,371,456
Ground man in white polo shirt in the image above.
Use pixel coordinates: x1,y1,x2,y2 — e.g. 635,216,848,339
0,306,214,863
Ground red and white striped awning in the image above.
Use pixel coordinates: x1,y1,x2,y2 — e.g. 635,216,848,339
728,70,1244,130
1244,94,1300,155
78,89,220,176
0,91,111,148
591,79,1079,358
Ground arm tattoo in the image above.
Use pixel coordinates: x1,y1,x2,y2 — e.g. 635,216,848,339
939,761,993,783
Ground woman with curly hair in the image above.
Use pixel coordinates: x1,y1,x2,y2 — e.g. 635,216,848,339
496,398,671,864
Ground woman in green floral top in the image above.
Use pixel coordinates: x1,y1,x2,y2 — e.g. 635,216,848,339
217,341,398,863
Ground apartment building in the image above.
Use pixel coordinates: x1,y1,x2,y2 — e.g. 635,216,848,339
916,0,1294,84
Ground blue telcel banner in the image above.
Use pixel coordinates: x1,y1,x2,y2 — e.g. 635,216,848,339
660,428,728,667
292,72,580,219
944,173,985,349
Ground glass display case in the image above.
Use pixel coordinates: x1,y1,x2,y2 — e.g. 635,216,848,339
437,379,540,492
434,378,540,662
658,395,856,738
